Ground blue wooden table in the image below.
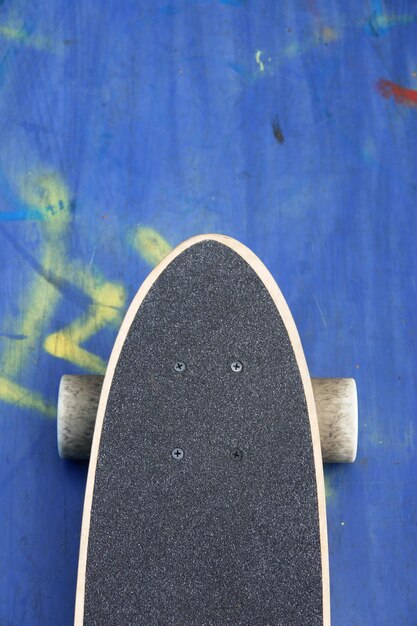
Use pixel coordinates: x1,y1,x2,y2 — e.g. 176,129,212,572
0,1,416,624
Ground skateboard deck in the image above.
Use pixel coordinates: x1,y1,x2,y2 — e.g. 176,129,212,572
74,235,329,625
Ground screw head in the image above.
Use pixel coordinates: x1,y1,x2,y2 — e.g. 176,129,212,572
174,361,186,372
231,361,243,373
230,447,243,461
172,447,184,460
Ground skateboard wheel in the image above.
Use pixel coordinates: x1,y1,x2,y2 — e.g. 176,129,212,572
311,378,358,463
57,375,104,460
57,374,358,463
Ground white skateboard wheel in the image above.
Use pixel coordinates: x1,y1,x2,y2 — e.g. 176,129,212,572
57,374,358,463
311,378,358,463
57,375,104,460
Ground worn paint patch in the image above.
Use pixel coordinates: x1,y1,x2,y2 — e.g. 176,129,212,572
324,474,337,501
377,79,417,107
282,25,339,61
132,227,173,266
319,26,338,43
362,136,378,165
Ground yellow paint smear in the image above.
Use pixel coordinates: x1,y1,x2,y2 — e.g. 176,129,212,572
0,24,50,50
0,172,73,415
373,13,415,29
1,173,72,381
0,170,126,417
0,376,55,418
44,281,125,373
22,172,125,372
132,227,172,266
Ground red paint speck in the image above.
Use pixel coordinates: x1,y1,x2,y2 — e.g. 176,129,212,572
376,79,417,107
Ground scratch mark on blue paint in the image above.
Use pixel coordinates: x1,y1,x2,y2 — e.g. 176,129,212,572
313,294,328,328
0,333,27,340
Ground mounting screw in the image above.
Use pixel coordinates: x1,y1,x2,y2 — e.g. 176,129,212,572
172,447,184,460
231,361,243,373
230,447,243,461
174,362,186,373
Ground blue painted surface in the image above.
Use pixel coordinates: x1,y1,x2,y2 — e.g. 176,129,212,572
0,1,416,624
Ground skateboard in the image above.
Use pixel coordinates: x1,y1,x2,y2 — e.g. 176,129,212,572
58,235,358,625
